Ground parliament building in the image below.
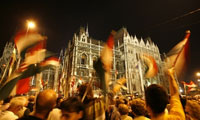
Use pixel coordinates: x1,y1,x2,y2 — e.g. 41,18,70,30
61,27,168,96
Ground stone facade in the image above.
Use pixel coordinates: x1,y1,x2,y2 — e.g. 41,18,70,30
0,42,15,85
62,27,168,95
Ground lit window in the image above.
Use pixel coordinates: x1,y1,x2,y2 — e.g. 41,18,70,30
81,54,87,64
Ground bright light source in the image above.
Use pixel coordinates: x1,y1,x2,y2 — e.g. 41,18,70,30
196,72,200,77
180,89,183,93
27,21,35,29
198,79,200,82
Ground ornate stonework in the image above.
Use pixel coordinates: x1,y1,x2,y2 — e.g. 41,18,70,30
62,27,168,95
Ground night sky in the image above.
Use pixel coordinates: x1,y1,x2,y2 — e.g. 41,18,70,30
0,0,200,82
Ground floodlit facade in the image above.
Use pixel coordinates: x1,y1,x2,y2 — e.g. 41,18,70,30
0,27,168,96
62,27,168,95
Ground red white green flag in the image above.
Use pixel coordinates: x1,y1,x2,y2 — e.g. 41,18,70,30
165,30,190,81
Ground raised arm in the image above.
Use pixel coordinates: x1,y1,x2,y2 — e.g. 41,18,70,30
167,67,179,97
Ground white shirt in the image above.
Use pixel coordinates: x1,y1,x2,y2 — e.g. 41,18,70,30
0,110,18,120
47,108,62,120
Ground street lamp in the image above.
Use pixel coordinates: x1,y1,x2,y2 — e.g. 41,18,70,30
196,72,200,77
27,20,36,29
16,20,36,69
196,72,200,89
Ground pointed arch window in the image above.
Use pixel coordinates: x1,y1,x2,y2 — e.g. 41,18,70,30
81,54,87,65
82,37,85,42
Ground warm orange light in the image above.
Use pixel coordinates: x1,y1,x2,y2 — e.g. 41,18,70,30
196,72,200,77
27,21,36,29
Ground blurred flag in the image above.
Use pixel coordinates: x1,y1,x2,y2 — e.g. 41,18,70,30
113,78,126,94
14,30,47,58
165,30,190,80
24,49,46,65
0,57,60,100
141,54,158,78
40,57,60,68
100,33,114,72
16,77,31,95
182,81,197,92
0,64,40,100
94,33,114,94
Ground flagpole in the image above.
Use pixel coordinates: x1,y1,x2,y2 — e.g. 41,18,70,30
184,84,186,96
81,77,93,102
138,60,145,97
0,50,14,85
0,59,11,85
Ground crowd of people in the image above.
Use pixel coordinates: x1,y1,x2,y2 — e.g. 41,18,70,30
0,68,200,120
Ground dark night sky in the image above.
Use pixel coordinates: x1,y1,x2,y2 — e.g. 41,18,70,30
0,0,200,82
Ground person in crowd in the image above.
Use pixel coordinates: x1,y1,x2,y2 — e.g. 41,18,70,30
47,107,62,120
56,96,64,108
129,98,149,120
14,96,29,118
118,104,132,120
106,92,122,120
27,95,35,112
185,100,200,120
0,96,12,113
60,97,85,120
78,83,105,120
18,89,57,120
0,96,24,120
47,97,63,120
145,67,185,120
109,98,124,120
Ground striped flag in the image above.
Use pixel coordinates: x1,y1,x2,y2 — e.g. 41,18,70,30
14,30,47,58
94,33,114,94
24,49,46,65
165,30,190,80
140,54,158,78
0,57,60,100
182,81,197,92
0,64,40,100
40,57,60,68
100,33,114,72
16,77,31,95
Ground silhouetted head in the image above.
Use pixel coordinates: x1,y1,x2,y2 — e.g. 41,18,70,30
60,97,85,120
35,89,57,117
145,84,168,116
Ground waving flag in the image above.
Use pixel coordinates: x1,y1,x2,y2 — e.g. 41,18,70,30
100,33,114,72
0,57,60,100
182,81,197,92
0,64,40,100
14,30,47,58
165,30,190,80
40,57,60,68
113,78,126,94
141,54,158,78
16,77,31,95
94,32,115,94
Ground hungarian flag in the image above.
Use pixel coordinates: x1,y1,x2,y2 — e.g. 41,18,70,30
40,57,60,68
24,49,46,65
94,32,114,94
0,64,40,100
0,57,60,100
100,33,114,72
165,30,190,81
141,54,158,78
182,81,197,92
16,77,31,95
14,30,47,58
